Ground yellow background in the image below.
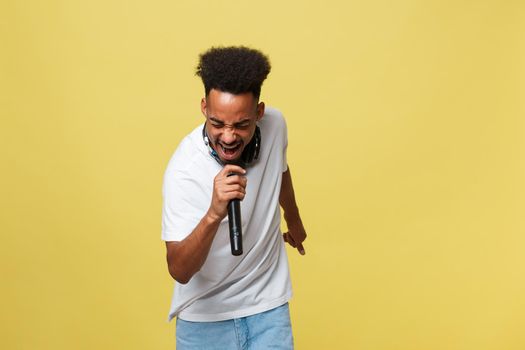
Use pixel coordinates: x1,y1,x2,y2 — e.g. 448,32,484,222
2,0,524,349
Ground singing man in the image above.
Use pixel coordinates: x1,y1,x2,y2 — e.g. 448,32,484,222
162,46,307,349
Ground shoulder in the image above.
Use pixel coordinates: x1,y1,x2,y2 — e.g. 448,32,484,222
263,106,285,124
260,106,287,134
165,124,207,176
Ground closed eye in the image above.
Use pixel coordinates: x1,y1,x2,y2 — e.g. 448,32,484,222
208,117,252,130
235,122,250,129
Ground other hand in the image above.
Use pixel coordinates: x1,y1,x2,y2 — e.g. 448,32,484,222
283,223,307,255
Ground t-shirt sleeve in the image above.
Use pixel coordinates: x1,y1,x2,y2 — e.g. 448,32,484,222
161,147,206,241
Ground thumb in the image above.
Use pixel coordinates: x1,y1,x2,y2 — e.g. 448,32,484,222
283,232,296,247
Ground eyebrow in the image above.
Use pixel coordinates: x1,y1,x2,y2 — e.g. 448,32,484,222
209,117,251,125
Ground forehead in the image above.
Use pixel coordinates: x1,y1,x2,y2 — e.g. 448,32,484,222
206,89,257,122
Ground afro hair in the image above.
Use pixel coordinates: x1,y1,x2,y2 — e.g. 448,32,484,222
196,46,271,98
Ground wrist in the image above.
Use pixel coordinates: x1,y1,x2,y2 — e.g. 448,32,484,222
205,210,223,225
284,212,303,230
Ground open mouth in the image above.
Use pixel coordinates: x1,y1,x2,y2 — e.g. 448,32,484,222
218,143,242,158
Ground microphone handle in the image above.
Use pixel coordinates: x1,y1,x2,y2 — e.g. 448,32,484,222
228,199,243,256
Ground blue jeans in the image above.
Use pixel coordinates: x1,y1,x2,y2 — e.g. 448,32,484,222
176,303,294,350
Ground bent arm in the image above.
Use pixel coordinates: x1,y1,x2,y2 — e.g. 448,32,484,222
165,164,247,284
165,211,221,284
279,167,307,254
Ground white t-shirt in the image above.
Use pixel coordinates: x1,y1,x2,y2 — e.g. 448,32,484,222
162,107,292,322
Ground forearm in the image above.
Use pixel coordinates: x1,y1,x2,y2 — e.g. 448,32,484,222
166,210,221,284
279,167,307,254
279,168,302,228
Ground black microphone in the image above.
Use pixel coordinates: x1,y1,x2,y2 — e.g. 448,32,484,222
228,199,243,256
226,172,243,256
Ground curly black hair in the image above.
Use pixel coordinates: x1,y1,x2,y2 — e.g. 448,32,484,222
196,46,271,98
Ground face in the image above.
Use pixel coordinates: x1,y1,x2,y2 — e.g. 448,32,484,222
201,89,265,163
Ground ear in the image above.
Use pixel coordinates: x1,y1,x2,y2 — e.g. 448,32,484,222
200,97,207,117
256,102,265,122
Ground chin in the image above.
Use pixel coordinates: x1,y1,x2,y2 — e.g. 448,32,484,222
221,157,243,166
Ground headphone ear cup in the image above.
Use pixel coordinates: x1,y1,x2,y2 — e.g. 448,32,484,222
242,140,254,164
202,124,224,165
253,126,260,160
241,125,260,165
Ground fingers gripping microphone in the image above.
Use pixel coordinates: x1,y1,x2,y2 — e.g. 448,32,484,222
227,173,242,256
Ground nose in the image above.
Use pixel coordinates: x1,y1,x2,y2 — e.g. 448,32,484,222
221,127,237,145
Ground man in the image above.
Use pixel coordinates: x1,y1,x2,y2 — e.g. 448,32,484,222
162,46,307,349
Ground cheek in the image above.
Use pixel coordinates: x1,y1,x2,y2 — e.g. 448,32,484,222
207,130,220,143
243,129,256,142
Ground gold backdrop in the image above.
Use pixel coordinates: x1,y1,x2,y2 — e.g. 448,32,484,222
1,1,524,349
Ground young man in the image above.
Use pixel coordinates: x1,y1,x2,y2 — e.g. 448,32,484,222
162,46,307,349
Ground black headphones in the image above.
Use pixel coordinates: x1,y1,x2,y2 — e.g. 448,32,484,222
202,123,261,167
